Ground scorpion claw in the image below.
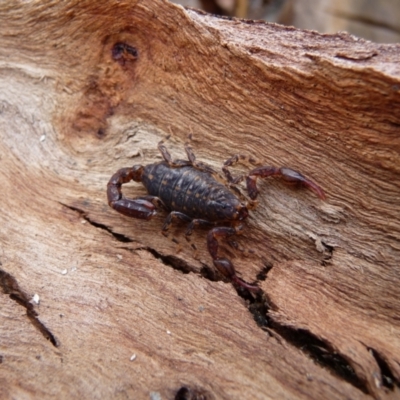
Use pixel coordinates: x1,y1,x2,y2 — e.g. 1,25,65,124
110,199,156,220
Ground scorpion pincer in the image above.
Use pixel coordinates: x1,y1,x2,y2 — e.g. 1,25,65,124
107,139,325,292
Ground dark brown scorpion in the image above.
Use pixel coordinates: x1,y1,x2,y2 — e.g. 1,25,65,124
107,139,325,292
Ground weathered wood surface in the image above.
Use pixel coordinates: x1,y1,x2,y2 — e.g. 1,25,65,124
0,1,399,399
173,0,400,43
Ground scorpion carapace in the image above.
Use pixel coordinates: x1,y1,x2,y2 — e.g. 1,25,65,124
107,139,326,292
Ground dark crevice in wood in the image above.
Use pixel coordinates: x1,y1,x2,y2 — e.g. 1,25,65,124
199,263,217,282
59,204,393,395
60,203,133,243
64,204,276,334
256,261,273,281
174,385,215,400
135,246,194,275
245,289,371,394
85,218,133,243
60,203,200,275
247,293,270,329
0,268,58,347
269,323,367,394
239,286,370,394
321,240,334,266
60,203,262,284
368,347,399,390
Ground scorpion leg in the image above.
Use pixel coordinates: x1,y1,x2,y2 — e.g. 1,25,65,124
107,167,159,220
223,154,261,184
158,137,215,173
246,166,326,200
158,139,191,168
207,226,260,292
184,145,216,174
162,213,213,244
227,239,255,256
185,219,213,238
161,211,192,236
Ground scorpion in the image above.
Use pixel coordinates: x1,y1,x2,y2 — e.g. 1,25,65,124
107,139,325,292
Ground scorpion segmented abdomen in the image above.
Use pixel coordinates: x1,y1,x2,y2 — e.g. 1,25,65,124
142,162,172,201
141,162,234,220
179,169,216,218
168,168,193,211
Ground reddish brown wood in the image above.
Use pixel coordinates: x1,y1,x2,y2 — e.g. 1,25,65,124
0,1,399,399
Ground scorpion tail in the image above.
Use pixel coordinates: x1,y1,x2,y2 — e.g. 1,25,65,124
213,258,260,293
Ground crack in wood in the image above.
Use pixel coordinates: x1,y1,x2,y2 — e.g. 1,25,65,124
60,203,201,274
243,290,370,395
0,268,58,347
235,281,381,395
367,347,398,390
256,261,273,281
60,203,134,243
61,203,392,394
174,385,215,400
267,322,367,394
321,240,334,266
133,246,195,275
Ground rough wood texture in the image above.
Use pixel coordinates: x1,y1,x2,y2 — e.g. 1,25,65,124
0,1,399,399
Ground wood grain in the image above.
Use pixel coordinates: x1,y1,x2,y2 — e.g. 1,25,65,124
0,1,399,399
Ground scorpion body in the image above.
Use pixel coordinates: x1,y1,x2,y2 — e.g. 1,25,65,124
141,162,245,222
107,139,325,292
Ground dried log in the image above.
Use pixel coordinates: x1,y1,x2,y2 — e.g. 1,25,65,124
0,1,399,399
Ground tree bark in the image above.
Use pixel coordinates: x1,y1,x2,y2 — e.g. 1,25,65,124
0,1,399,399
